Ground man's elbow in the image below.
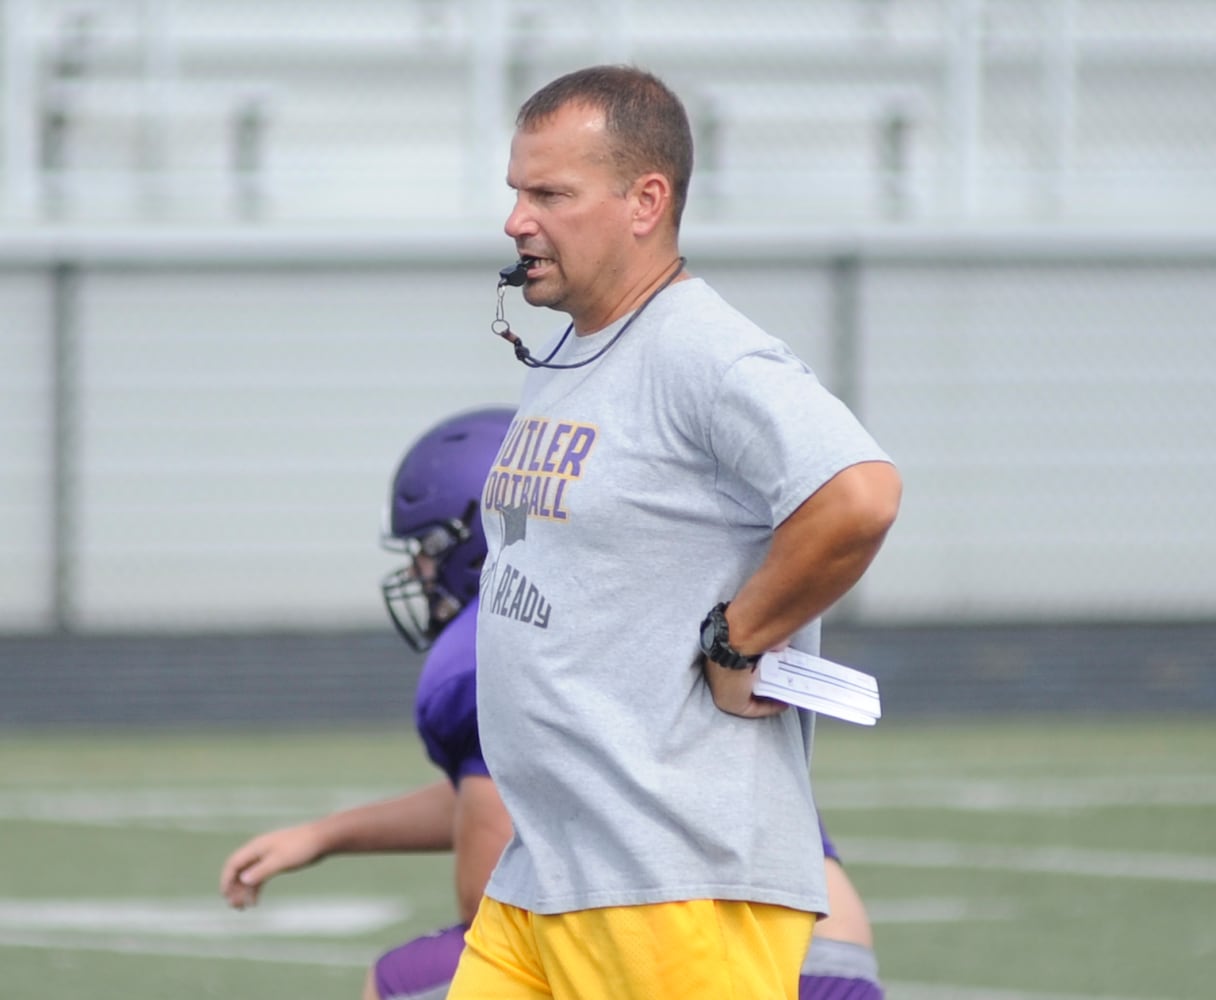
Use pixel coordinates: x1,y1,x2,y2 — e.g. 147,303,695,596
846,460,902,543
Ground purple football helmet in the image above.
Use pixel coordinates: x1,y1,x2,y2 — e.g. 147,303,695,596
380,406,514,652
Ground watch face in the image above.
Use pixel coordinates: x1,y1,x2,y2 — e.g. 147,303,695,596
700,617,716,653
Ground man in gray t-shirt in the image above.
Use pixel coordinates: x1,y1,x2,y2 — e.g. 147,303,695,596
450,65,901,1000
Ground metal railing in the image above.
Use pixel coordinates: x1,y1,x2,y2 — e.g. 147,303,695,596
2,0,1213,225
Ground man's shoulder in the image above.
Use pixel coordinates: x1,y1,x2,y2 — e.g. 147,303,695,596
650,278,795,365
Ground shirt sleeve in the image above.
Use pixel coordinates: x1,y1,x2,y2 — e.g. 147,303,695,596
709,347,891,527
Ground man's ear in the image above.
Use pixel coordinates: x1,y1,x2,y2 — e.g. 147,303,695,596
630,173,671,237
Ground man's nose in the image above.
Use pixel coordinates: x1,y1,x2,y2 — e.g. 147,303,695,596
504,197,533,239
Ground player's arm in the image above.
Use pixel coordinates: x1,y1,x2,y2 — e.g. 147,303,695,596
703,460,901,717
815,857,875,948
219,779,457,909
451,774,514,925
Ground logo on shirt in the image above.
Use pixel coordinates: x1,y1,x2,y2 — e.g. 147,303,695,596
481,416,597,631
485,561,551,629
496,500,530,547
482,417,597,544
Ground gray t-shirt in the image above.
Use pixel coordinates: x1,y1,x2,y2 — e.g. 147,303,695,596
476,277,889,915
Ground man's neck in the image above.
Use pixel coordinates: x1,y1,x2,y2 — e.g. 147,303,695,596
573,254,687,336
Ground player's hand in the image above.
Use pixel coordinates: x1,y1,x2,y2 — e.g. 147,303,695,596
701,658,789,718
219,824,326,910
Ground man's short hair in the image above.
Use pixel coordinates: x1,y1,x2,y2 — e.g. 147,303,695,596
517,65,694,229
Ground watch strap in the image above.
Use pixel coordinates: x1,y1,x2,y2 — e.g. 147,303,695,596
701,601,760,671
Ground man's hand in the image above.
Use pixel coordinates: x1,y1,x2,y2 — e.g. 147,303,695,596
219,824,325,909
701,658,789,718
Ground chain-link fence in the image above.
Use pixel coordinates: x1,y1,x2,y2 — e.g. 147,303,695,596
2,233,1213,635
3,0,1214,226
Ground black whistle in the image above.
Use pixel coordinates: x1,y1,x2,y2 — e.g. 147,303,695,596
498,260,529,288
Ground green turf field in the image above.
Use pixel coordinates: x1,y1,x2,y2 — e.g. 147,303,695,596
1,716,1213,1000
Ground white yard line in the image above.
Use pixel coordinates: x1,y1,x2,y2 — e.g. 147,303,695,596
0,894,1015,936
4,773,1215,827
843,838,1216,882
0,928,372,967
888,982,1159,1000
0,897,408,937
0,787,382,826
865,896,1017,923
812,773,1216,811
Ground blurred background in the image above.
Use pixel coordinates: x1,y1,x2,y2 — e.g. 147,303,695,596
2,4,1214,999
2,0,1213,723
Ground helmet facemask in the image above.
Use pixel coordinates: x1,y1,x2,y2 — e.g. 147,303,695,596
380,512,473,652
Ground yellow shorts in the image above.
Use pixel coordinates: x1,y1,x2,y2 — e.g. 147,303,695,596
447,895,815,1000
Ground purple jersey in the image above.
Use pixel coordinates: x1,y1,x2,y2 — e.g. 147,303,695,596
820,818,840,862
413,599,488,786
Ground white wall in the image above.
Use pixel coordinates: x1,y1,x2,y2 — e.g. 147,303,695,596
861,258,1216,620
2,226,1213,632
0,269,54,627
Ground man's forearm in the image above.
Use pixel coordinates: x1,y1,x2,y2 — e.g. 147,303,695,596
726,461,901,655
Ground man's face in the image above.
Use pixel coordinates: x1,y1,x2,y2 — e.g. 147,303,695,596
503,103,635,333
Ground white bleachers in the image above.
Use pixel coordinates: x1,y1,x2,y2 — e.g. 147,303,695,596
2,0,1213,225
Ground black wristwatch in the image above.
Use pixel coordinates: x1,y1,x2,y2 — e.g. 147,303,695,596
699,601,760,670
